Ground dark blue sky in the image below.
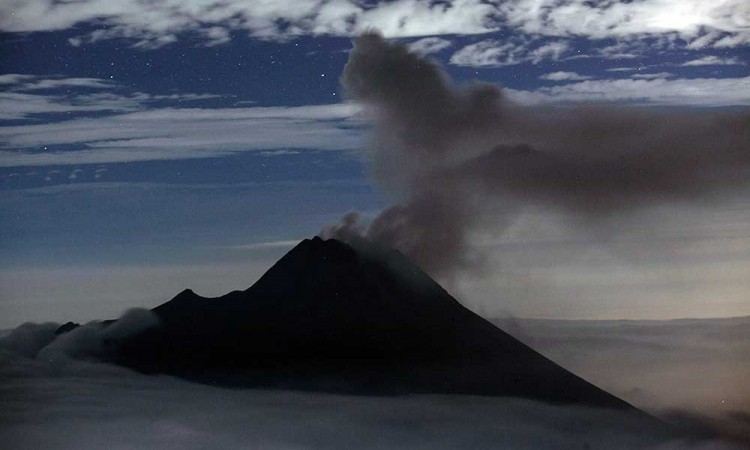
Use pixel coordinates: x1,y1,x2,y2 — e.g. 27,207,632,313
1,0,749,324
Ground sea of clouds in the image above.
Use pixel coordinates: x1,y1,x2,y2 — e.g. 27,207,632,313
1,310,747,449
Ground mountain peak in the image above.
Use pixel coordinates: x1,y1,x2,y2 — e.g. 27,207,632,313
175,288,196,298
112,236,641,411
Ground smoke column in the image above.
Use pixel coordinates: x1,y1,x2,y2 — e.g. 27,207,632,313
323,32,750,282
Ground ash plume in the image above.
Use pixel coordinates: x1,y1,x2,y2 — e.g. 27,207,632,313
322,32,750,282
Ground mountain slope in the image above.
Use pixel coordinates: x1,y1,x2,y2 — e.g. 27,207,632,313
112,237,636,409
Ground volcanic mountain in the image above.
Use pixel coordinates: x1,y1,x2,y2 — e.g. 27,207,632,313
103,237,636,409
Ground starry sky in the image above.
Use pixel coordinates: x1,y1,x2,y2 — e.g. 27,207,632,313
1,0,749,327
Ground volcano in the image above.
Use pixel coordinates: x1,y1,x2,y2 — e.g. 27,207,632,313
100,237,637,410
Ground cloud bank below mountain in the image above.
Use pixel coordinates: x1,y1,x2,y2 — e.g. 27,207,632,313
1,312,747,449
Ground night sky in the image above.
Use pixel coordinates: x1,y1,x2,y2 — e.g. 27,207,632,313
1,1,749,326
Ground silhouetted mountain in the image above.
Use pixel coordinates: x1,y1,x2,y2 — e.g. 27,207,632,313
107,237,638,410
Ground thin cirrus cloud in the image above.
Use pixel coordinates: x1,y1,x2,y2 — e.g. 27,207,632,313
1,0,747,49
1,75,115,90
0,90,221,121
681,55,746,66
0,103,363,167
0,74,360,167
539,71,592,81
0,74,221,120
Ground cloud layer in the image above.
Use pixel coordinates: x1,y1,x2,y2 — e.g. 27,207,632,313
2,0,748,50
1,314,745,449
498,316,750,443
0,73,368,168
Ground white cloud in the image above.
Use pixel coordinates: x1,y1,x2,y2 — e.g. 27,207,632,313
681,55,745,66
0,103,363,167
506,76,750,107
407,36,452,55
201,26,231,47
539,71,592,81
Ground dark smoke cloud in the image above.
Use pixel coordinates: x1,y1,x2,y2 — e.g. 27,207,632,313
322,32,750,281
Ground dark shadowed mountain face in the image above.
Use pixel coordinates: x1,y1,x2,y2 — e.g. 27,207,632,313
105,237,636,410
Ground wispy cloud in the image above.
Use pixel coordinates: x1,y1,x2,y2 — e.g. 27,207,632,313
539,71,592,81
0,91,135,120
0,74,370,167
507,76,750,106
0,73,116,90
0,72,363,168
681,56,745,66
0,74,220,120
450,38,571,67
0,74,36,85
529,41,570,63
631,72,674,80
407,37,453,55
567,40,651,61
0,103,362,167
